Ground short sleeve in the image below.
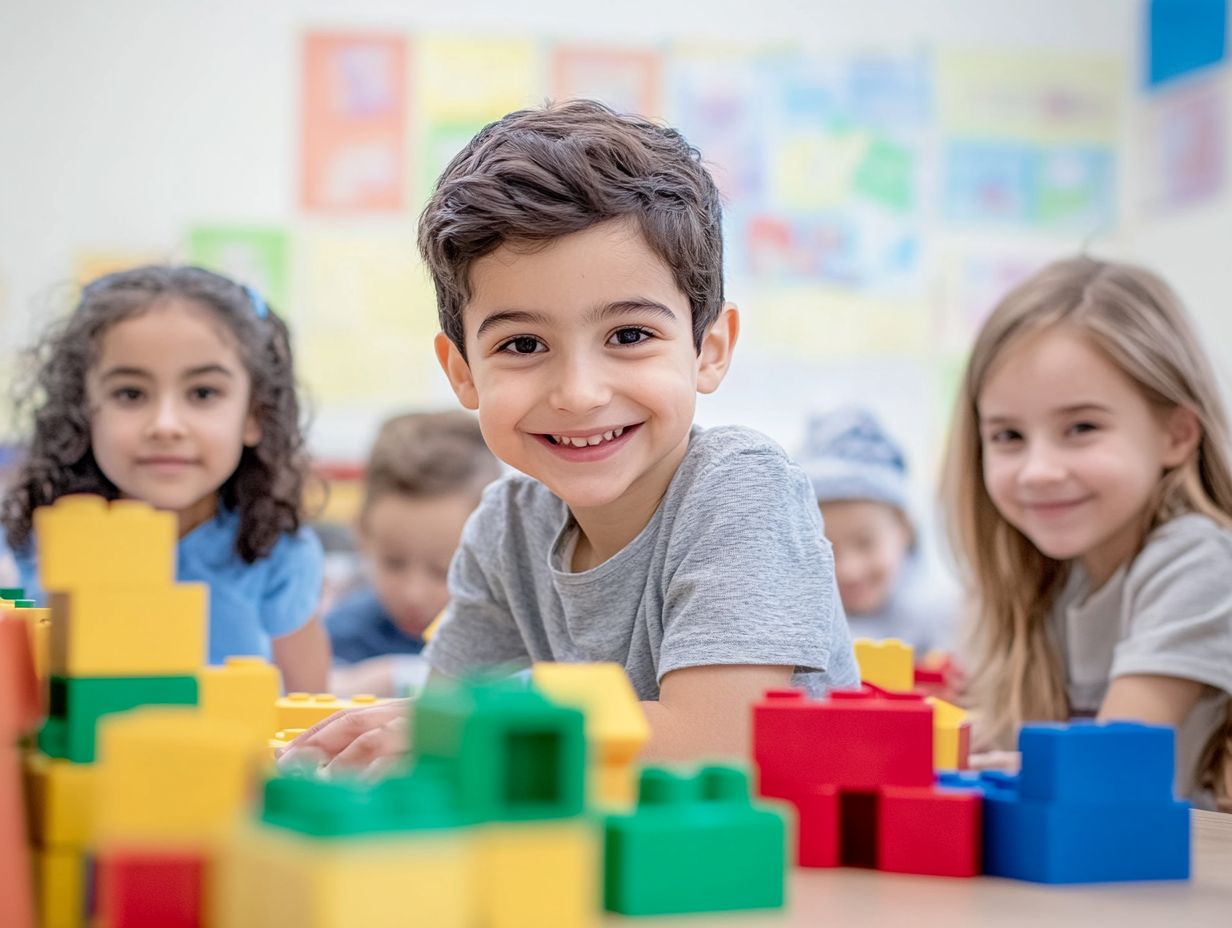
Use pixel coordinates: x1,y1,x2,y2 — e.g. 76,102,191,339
423,489,531,676
658,449,859,689
1111,520,1232,694
261,527,325,638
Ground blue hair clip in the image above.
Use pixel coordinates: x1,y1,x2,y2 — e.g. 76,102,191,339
243,284,269,320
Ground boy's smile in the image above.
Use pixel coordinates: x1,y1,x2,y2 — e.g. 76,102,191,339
436,219,737,564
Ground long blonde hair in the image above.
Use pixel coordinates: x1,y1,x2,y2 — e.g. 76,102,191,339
941,257,1232,795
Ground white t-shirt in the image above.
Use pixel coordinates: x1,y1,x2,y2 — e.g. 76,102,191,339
1051,513,1232,806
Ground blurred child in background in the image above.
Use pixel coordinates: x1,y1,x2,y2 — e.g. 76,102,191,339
943,256,1232,808
326,410,500,696
798,406,955,652
1,266,329,692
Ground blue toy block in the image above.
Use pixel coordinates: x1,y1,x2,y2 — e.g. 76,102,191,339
1018,721,1175,803
982,788,1189,883
978,722,1190,884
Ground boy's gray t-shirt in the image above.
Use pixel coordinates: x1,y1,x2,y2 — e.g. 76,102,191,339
1051,513,1232,806
425,425,859,699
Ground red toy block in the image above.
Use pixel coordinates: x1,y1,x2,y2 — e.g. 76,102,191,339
753,689,934,792
96,848,205,928
878,786,982,877
757,777,840,867
0,618,38,928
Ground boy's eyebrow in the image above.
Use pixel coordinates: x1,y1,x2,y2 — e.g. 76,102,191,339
585,299,679,325
475,310,552,340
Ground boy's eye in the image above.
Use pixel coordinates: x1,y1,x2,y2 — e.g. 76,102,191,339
497,335,545,355
610,327,653,346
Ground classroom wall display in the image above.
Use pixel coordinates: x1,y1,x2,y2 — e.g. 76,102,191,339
188,226,291,314
1141,75,1227,214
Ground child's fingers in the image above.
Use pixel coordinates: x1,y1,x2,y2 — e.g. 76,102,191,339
966,750,1021,773
277,700,407,770
323,715,409,778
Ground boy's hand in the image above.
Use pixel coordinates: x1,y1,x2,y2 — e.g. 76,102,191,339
277,698,411,779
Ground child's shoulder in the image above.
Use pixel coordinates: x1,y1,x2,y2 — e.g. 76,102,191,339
1128,512,1232,588
679,424,795,478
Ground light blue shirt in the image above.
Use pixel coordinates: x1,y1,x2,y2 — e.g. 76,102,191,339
16,507,323,664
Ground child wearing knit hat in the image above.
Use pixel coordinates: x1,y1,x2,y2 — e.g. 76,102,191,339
797,406,955,651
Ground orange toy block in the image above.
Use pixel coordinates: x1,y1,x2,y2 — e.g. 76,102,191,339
49,583,207,676
34,495,177,591
0,617,39,928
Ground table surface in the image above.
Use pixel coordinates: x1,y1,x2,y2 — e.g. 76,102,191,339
605,810,1232,927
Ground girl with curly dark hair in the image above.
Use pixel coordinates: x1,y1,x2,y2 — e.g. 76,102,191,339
1,265,330,691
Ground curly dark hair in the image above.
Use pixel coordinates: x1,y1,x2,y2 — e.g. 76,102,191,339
1,265,311,563
418,98,725,358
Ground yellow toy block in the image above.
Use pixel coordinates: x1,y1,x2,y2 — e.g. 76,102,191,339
48,583,207,677
276,692,384,731
93,708,266,844
35,847,85,928
854,638,914,692
199,656,281,745
212,821,474,928
474,819,599,928
531,662,649,807
35,495,176,592
927,696,971,771
23,753,96,849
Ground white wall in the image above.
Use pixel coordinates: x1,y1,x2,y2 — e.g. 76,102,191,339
1,0,1228,518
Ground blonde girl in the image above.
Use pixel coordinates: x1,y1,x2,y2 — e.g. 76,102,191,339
943,256,1232,808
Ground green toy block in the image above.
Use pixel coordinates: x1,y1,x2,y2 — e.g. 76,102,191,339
0,587,25,600
413,678,586,822
604,765,788,916
262,765,472,838
37,674,199,762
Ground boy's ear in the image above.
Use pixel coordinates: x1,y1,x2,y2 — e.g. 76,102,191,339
1162,404,1202,468
696,303,740,395
435,332,479,410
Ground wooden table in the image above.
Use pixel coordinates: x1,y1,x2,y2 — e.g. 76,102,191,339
606,810,1232,926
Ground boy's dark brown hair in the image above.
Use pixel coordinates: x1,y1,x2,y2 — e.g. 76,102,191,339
363,410,500,510
418,98,724,357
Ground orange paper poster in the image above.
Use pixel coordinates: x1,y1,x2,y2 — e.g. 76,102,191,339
551,46,663,119
300,32,408,212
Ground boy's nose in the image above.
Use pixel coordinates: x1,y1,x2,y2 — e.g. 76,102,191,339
549,357,611,414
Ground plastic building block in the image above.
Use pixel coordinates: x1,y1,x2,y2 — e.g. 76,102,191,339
927,696,971,771
96,848,205,928
753,688,933,793
199,656,281,745
604,765,786,915
212,819,474,928
35,495,176,591
979,722,1189,883
37,674,199,763
531,662,649,807
477,818,600,928
0,618,39,928
93,707,267,843
853,638,914,692
34,847,86,928
877,786,982,876
414,679,586,823
48,583,207,676
11,606,51,683
276,692,384,731
24,753,97,849
0,587,25,599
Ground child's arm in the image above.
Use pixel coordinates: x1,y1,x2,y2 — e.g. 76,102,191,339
1099,673,1205,728
273,616,332,693
639,664,793,760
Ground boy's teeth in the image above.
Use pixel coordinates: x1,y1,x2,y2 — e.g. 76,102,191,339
614,427,624,437
602,431,613,441
550,428,627,448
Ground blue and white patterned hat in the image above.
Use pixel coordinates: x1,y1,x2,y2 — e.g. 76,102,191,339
796,406,910,514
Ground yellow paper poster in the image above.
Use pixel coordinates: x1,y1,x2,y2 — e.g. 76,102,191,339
297,232,441,406
73,250,164,288
416,37,540,123
751,286,933,360
937,52,1123,145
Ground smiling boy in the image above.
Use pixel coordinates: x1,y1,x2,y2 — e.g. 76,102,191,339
284,100,857,770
